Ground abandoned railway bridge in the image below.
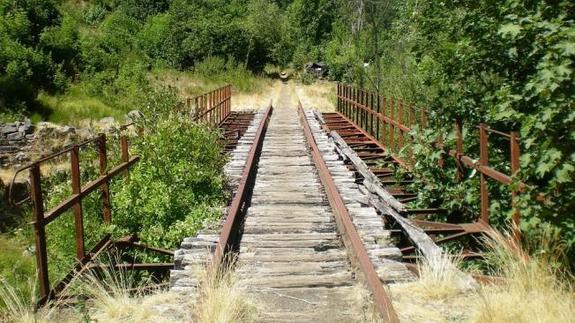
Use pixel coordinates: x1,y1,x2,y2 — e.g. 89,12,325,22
10,82,524,322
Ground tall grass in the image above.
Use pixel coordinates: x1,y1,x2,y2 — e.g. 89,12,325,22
195,259,258,323
414,252,474,299
472,231,575,323
193,56,269,93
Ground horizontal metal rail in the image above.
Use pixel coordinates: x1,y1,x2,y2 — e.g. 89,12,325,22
211,103,273,269
298,103,399,323
336,83,525,241
189,85,232,127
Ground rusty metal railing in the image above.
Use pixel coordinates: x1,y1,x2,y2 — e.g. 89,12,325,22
8,125,173,305
336,83,524,241
188,85,232,127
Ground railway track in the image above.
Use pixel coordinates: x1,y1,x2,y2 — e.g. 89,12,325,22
171,85,414,322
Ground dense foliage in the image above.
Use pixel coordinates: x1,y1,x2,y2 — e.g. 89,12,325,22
0,0,573,266
112,101,226,249
323,0,575,263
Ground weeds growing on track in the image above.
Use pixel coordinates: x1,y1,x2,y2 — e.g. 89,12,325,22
195,259,258,323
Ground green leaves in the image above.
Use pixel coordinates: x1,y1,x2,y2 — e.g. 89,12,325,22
112,99,226,249
499,23,522,38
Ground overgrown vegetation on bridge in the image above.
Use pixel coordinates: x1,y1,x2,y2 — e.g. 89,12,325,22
326,1,575,265
0,0,573,317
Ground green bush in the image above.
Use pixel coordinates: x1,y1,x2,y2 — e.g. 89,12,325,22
111,111,226,249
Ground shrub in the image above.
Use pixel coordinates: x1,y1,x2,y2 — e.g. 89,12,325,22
111,111,226,249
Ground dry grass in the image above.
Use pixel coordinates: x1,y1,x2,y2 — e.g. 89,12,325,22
0,278,78,323
413,252,475,300
294,80,336,112
390,252,479,322
0,278,40,323
195,260,258,323
232,80,281,112
471,231,575,323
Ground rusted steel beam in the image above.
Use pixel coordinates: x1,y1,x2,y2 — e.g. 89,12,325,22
211,103,273,269
88,263,174,271
71,145,85,260
30,163,50,301
510,131,521,241
42,157,140,225
298,104,399,323
39,234,114,305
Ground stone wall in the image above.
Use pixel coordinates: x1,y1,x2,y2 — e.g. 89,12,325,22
0,119,35,167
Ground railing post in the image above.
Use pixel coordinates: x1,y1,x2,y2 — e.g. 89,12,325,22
71,145,85,260
398,101,404,152
455,120,464,181
370,92,374,136
121,134,129,179
381,96,387,144
479,124,489,224
510,131,521,242
346,85,350,118
389,98,395,154
336,83,340,112
408,105,416,162
376,94,381,141
98,136,112,224
30,163,50,301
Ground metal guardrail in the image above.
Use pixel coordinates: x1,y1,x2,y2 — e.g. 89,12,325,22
188,85,232,127
7,125,176,305
336,83,524,242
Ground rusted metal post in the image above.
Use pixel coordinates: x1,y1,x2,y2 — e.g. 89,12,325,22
370,92,375,137
348,85,352,119
376,94,381,141
98,136,112,224
389,98,395,153
398,100,404,151
455,120,464,181
479,124,489,224
120,135,129,179
381,96,387,143
336,82,341,113
70,145,85,260
30,163,50,300
408,105,416,162
355,88,360,126
510,131,521,242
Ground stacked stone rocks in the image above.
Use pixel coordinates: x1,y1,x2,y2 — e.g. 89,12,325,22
0,119,34,167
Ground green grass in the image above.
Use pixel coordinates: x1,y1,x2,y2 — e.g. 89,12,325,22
0,231,36,310
36,86,126,126
150,61,270,99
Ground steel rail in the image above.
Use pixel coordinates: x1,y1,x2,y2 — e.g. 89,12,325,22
210,103,273,269
297,103,399,323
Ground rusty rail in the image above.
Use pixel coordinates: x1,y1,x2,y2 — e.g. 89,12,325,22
211,103,273,269
188,85,232,127
6,126,176,304
298,102,399,323
336,83,523,240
